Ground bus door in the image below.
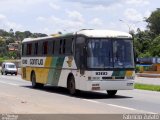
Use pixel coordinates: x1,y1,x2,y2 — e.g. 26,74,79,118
75,37,86,75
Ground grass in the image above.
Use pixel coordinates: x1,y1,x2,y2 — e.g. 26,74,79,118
134,83,160,92
0,58,5,62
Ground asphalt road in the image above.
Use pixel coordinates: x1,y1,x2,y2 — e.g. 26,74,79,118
0,75,160,114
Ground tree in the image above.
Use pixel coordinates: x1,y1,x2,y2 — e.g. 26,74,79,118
0,38,7,57
146,8,160,36
8,51,17,59
133,30,153,58
0,29,48,59
150,35,160,57
24,31,32,38
0,29,9,36
9,28,14,37
15,31,25,41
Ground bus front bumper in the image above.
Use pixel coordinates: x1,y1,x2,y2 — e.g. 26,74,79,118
85,80,134,91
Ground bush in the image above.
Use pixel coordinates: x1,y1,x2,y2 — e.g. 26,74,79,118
135,65,141,73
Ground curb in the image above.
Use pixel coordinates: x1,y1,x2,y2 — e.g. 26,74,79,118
136,73,160,78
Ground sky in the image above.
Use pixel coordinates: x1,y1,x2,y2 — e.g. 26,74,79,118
0,0,159,35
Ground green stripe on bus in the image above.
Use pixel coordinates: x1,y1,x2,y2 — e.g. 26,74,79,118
47,57,65,85
112,71,126,77
119,71,126,77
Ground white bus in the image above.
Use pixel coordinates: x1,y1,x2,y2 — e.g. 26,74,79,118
21,29,135,96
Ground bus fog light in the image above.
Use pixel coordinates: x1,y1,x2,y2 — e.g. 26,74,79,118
88,77,100,80
127,83,133,86
126,76,134,79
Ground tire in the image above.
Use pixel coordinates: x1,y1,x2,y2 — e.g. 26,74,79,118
67,75,76,95
5,72,7,75
1,72,3,75
15,73,17,76
31,72,37,88
107,90,117,97
31,72,44,88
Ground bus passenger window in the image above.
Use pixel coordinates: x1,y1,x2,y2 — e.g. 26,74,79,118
43,41,48,55
34,42,38,55
63,39,66,54
27,43,32,55
59,40,63,54
52,41,55,54
22,44,24,56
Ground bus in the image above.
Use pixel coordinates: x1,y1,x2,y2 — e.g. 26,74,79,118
21,29,135,96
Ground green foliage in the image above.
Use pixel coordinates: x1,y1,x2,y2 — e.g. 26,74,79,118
133,30,153,58
8,51,17,59
150,35,160,57
0,28,47,59
135,65,141,73
139,52,152,58
134,83,160,92
0,38,7,57
0,58,5,62
146,8,160,36
133,9,160,58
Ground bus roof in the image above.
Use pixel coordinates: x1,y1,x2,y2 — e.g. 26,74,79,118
22,36,54,43
22,29,132,43
75,29,132,38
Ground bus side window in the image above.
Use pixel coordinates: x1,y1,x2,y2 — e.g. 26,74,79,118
34,42,38,55
63,39,66,54
54,40,59,55
38,42,42,56
23,44,27,56
66,38,73,55
22,44,24,56
75,37,85,69
27,43,32,56
59,39,63,54
43,41,48,55
52,41,55,54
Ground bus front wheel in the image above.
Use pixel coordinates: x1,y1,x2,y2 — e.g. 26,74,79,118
67,75,76,95
107,90,117,96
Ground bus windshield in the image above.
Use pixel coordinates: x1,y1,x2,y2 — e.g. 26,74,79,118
87,39,134,69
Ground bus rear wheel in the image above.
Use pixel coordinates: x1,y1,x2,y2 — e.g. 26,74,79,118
67,76,76,95
31,72,44,88
107,90,117,96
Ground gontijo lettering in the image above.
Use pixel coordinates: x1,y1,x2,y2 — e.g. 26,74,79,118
22,59,27,64
30,59,43,65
